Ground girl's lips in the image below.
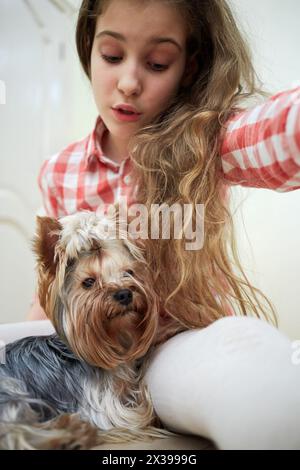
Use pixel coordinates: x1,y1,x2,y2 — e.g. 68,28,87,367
112,108,142,122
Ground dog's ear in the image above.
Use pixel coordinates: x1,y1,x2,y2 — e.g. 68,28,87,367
32,216,62,276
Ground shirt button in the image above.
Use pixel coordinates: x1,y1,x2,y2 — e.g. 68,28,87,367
124,175,132,185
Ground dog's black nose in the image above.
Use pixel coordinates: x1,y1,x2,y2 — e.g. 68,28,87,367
113,289,133,306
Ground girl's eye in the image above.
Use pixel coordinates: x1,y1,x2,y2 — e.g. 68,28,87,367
101,54,121,64
150,63,168,72
82,278,96,289
101,55,168,72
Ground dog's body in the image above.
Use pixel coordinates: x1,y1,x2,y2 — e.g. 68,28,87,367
0,334,156,449
0,211,178,449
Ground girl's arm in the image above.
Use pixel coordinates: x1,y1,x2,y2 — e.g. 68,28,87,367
220,87,300,192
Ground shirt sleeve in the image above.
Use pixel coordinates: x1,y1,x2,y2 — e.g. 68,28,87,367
38,158,61,218
220,87,300,192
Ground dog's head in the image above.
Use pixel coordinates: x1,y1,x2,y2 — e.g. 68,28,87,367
33,211,159,369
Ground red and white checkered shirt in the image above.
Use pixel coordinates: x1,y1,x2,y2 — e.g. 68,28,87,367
38,86,300,218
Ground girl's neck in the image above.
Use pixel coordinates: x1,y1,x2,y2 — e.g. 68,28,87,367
102,130,129,164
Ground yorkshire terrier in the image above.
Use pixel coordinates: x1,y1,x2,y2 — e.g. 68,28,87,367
0,211,175,450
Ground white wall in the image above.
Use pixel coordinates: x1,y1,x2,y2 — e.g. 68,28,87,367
0,0,97,323
0,0,299,338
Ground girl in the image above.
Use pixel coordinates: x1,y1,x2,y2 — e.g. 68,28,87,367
26,0,300,449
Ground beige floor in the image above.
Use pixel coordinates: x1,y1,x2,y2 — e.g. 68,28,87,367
94,435,216,450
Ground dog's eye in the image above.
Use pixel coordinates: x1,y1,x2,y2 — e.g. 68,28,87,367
124,270,134,277
82,278,96,289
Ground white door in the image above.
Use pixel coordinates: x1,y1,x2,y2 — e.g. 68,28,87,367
0,0,82,322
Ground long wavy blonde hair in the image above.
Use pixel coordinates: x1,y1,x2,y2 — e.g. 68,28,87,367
76,0,277,333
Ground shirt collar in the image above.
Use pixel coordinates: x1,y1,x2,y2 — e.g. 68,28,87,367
84,116,129,172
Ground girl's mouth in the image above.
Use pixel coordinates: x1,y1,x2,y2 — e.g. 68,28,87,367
112,108,142,122
119,109,135,115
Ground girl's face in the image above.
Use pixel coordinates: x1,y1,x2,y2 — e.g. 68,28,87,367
90,0,188,144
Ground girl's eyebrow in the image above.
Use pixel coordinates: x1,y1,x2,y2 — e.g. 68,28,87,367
96,30,183,52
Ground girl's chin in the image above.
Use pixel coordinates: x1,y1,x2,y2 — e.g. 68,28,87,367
108,121,145,137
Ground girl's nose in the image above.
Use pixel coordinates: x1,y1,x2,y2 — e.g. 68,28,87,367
117,66,142,96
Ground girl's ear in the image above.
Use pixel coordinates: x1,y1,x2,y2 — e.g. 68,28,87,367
181,53,199,88
32,216,62,276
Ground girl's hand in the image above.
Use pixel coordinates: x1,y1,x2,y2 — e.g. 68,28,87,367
26,296,47,321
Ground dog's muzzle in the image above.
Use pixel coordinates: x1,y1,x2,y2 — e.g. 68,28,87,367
113,289,133,306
